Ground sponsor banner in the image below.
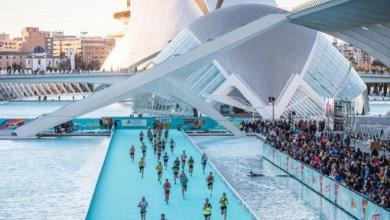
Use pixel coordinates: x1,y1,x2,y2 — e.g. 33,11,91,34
279,152,288,170
290,158,303,180
263,144,273,159
303,166,321,193
322,175,334,202
156,117,171,123
262,143,390,220
366,200,389,220
121,119,147,127
183,118,205,129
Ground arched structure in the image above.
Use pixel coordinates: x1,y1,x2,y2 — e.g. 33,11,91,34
289,0,390,67
133,4,366,119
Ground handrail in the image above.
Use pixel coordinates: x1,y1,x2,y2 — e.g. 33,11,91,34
182,130,259,220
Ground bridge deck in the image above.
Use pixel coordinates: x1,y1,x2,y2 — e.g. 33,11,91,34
87,129,253,220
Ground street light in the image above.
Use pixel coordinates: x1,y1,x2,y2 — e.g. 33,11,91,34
268,97,275,123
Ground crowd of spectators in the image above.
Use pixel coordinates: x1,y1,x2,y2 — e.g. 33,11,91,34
240,119,390,209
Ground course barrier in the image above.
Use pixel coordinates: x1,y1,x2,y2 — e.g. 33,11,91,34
262,141,390,220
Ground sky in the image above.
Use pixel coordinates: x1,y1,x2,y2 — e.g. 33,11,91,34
0,0,310,37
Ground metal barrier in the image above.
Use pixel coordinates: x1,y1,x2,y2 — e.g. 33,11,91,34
254,134,390,220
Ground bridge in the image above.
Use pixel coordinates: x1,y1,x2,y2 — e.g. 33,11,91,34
358,73,390,84
6,13,290,138
357,73,390,97
0,73,132,84
2,0,390,138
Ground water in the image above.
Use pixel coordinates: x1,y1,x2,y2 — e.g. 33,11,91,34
87,129,254,220
192,136,355,220
0,137,109,219
0,101,133,119
369,101,390,115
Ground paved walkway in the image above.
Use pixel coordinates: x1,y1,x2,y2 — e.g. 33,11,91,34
87,129,253,219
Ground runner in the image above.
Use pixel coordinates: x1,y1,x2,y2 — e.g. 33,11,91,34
139,131,144,142
169,138,175,153
188,156,195,176
179,170,189,198
206,172,214,195
164,129,169,139
138,158,146,178
203,198,212,220
157,146,162,161
141,142,147,159
181,150,187,169
160,213,167,220
219,193,229,220
129,145,135,162
137,197,148,220
156,161,163,183
172,162,180,184
158,140,163,154
147,128,152,140
163,152,169,170
153,141,157,156
163,179,171,204
161,139,166,152
201,153,208,174
174,157,180,168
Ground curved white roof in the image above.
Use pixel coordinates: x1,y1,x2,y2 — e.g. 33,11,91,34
102,0,203,71
188,4,317,103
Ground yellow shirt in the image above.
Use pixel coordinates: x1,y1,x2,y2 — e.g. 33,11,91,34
156,164,163,172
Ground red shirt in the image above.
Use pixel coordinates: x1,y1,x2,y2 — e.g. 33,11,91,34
164,182,171,191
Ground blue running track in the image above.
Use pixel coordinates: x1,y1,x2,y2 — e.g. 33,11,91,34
87,129,253,220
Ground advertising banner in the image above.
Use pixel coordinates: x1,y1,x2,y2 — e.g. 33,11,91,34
121,119,147,127
262,142,390,220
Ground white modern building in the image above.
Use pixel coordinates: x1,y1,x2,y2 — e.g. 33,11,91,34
133,4,367,119
102,0,204,71
9,0,389,138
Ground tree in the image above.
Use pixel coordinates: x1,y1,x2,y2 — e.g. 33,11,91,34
12,62,18,73
372,59,385,67
58,59,70,72
75,55,86,71
87,60,100,71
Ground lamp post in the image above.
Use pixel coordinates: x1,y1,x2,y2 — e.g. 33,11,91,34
268,96,275,123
